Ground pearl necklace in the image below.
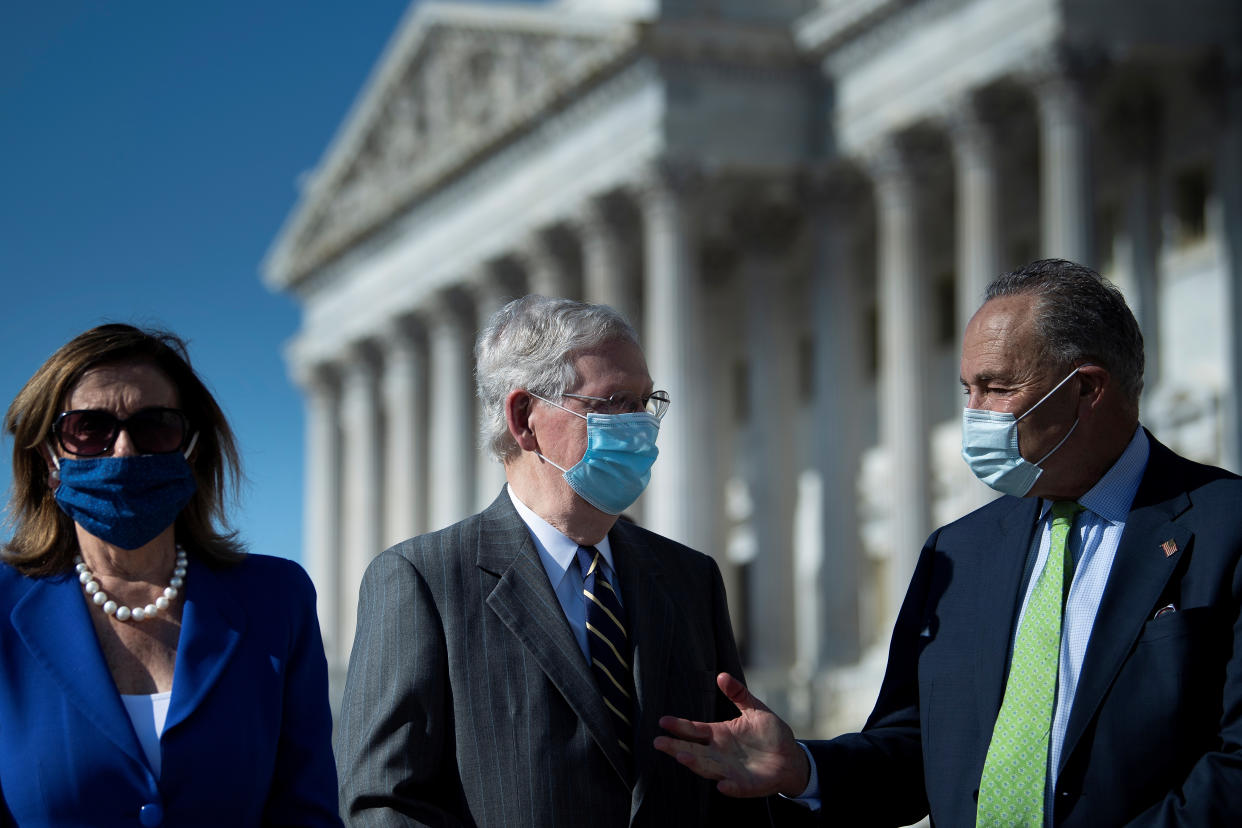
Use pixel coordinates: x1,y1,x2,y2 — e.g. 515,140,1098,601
74,547,187,622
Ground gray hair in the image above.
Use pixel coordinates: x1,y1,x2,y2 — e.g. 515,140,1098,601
985,258,1145,407
475,295,639,462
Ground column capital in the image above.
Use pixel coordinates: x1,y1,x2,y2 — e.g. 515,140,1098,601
631,157,705,204
340,338,383,385
291,356,340,396
801,162,869,220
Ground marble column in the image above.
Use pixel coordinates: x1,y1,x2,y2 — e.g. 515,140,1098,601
427,289,478,530
578,194,642,332
472,271,520,509
1035,56,1096,264
522,228,579,300
381,315,428,547
338,340,383,657
948,98,1005,514
949,97,1002,334
1219,50,1242,472
1118,86,1163,393
296,359,343,686
735,194,800,674
806,168,865,670
638,162,712,551
871,140,932,620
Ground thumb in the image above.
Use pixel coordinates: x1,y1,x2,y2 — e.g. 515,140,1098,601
717,672,768,713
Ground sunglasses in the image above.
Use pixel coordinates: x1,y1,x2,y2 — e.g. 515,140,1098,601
52,407,191,457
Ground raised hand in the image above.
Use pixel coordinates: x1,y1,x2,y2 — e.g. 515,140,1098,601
653,672,810,798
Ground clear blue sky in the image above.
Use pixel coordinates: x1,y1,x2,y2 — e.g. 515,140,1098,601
1,2,420,563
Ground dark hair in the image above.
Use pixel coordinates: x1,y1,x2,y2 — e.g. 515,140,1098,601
986,259,1145,406
3,324,246,576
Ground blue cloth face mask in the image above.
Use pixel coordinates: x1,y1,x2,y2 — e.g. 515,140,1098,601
530,395,660,515
961,365,1086,497
50,436,198,550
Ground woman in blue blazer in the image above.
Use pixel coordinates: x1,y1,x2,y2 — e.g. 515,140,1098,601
0,324,341,827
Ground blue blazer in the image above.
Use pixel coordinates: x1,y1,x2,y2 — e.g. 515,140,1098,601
804,434,1242,826
0,553,342,827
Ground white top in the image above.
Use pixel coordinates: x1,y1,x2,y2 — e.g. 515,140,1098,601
120,691,172,778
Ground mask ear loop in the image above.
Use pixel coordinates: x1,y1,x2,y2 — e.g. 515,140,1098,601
182,432,199,460
44,440,61,488
1018,363,1093,467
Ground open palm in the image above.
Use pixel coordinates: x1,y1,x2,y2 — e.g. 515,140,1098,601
653,672,810,798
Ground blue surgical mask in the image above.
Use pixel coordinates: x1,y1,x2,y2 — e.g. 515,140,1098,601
50,437,198,550
531,395,660,515
961,365,1085,497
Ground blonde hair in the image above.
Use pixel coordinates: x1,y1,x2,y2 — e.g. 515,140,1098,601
3,324,246,576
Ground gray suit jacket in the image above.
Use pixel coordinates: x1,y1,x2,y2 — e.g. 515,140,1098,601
336,489,766,827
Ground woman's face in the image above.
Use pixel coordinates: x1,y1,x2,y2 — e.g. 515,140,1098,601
58,361,180,459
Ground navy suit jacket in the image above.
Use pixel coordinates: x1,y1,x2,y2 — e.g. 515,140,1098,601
806,433,1242,826
336,489,768,827
0,553,341,827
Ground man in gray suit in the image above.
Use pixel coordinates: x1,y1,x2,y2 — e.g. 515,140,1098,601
336,295,763,827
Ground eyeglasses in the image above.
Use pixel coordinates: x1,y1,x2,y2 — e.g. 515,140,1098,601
560,390,671,420
52,408,191,457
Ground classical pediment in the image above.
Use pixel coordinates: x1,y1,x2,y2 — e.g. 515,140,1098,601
267,2,639,288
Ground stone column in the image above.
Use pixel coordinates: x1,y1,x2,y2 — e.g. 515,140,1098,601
1115,84,1163,392
1219,51,1242,471
380,315,428,547
1035,51,1097,264
522,228,579,300
472,271,520,509
870,140,932,620
578,193,642,332
948,97,1005,514
338,340,383,657
427,289,477,530
805,168,865,671
734,191,801,675
949,96,1002,335
295,359,343,695
638,162,711,550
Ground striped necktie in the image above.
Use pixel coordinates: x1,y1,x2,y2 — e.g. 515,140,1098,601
977,500,1084,827
577,545,636,771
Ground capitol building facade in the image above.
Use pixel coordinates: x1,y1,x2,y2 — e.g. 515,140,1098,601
265,0,1242,735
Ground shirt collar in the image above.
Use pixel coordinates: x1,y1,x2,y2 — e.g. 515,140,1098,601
1040,426,1149,524
506,486,615,586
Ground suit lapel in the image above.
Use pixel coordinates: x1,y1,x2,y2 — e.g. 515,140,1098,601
12,573,147,766
975,496,1042,738
165,557,245,732
477,493,630,782
1058,446,1191,771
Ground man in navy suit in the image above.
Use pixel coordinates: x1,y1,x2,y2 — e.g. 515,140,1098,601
655,259,1242,826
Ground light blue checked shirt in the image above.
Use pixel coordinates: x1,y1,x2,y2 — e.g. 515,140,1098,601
507,486,623,662
1019,425,1149,783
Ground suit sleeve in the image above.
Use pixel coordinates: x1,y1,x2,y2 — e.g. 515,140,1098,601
336,549,466,827
800,531,939,827
1125,544,1242,826
265,565,345,827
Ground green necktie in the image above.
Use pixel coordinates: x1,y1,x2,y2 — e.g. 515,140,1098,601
976,501,1084,827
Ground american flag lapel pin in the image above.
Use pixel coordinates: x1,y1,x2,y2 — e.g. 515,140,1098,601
1161,539,1178,557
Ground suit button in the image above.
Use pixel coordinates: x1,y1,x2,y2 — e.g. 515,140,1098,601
139,802,164,826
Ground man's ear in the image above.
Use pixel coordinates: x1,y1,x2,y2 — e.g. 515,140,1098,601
505,390,540,454
1076,363,1109,413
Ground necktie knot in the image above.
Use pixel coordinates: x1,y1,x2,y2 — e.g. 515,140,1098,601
1051,500,1084,524
577,545,602,581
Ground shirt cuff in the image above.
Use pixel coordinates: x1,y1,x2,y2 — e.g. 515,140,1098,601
777,741,822,811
